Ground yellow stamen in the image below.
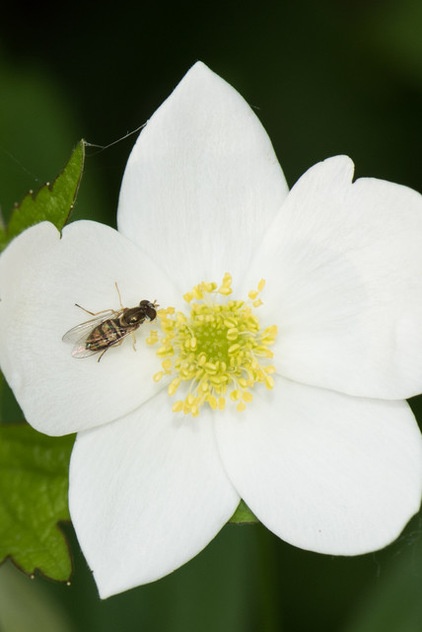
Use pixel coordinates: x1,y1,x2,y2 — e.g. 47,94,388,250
148,273,277,416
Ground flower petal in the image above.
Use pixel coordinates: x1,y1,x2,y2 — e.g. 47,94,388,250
117,62,288,290
69,392,239,598
246,155,422,399
0,221,179,435
216,376,422,555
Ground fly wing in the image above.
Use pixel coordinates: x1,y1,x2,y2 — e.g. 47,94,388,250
69,343,103,359
62,311,115,344
62,310,115,358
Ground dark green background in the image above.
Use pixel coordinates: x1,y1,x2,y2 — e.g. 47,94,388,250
1,1,422,630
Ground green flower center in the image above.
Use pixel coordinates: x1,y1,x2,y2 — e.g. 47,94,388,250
147,273,277,416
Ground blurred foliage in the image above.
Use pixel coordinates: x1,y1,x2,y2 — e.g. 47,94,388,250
344,532,422,632
0,52,108,227
364,0,422,88
0,0,421,630
0,561,75,632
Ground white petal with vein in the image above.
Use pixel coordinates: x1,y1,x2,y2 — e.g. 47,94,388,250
216,376,422,555
70,393,239,598
118,62,289,290
245,156,422,399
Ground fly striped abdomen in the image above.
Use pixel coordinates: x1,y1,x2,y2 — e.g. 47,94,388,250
86,318,132,352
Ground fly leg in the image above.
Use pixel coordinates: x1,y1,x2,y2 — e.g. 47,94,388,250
75,305,118,317
131,332,137,352
97,338,124,362
114,282,125,309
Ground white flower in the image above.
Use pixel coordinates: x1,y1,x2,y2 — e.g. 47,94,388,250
1,62,422,599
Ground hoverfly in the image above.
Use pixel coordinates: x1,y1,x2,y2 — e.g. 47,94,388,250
62,283,158,361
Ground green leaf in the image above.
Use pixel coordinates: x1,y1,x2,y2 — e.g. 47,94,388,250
3,140,85,247
229,499,259,524
0,424,75,581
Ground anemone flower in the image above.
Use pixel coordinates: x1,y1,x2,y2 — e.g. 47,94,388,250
1,62,422,598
